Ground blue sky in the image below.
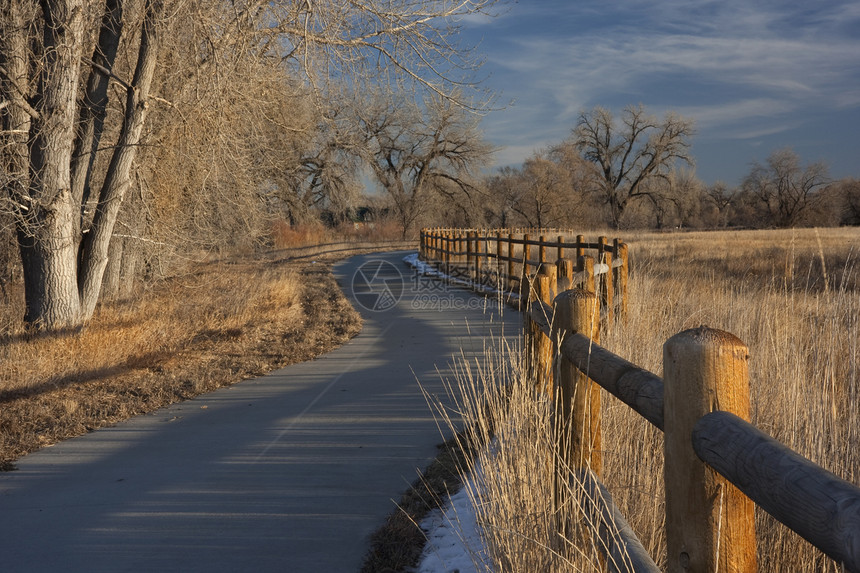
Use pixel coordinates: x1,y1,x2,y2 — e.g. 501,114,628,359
460,0,860,186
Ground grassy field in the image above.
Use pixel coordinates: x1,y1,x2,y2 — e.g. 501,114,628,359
442,227,860,572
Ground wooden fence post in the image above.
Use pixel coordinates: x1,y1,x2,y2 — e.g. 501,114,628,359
443,231,451,276
557,235,565,263
475,231,483,284
520,234,532,310
576,234,585,259
578,255,595,294
466,231,474,281
598,236,614,324
553,288,601,474
663,327,757,573
507,233,515,293
534,264,557,394
455,230,462,268
557,258,575,292
613,239,629,322
496,231,504,288
539,235,547,266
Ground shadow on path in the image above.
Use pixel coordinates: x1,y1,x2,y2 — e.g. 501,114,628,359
0,251,516,573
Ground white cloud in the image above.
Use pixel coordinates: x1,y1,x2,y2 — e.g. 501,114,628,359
465,0,860,180
673,99,796,129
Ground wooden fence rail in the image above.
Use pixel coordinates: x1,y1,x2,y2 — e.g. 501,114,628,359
530,290,860,573
416,227,860,573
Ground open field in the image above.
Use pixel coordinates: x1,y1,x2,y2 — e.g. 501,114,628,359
0,240,408,468
605,227,860,571
441,227,860,572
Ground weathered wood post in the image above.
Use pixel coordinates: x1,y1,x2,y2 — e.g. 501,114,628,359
557,235,565,264
557,258,575,292
539,235,547,267
613,239,629,322
576,234,586,259
598,236,614,324
519,234,532,310
496,231,504,288
578,254,595,294
553,288,601,473
443,231,451,276
663,327,757,573
475,231,483,284
534,263,557,394
507,233,515,293
466,231,474,281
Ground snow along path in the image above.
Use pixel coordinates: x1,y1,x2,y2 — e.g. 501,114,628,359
416,473,488,573
0,251,516,573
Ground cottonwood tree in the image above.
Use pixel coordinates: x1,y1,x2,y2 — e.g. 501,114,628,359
482,144,597,229
704,182,738,228
278,94,364,226
742,148,830,228
509,154,578,228
0,0,499,330
358,93,494,237
640,168,704,229
834,178,860,226
484,166,526,227
1,0,166,329
574,105,695,228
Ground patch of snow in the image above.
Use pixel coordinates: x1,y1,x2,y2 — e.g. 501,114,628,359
415,476,488,573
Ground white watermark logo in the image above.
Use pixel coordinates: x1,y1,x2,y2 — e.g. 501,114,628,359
351,260,404,312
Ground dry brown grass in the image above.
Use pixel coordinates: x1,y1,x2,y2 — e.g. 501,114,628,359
0,242,413,468
435,227,860,572
602,227,860,572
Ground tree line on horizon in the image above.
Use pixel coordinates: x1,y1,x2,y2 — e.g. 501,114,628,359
425,105,860,233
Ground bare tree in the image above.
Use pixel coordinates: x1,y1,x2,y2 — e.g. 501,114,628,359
574,104,695,228
0,0,500,330
509,154,575,228
742,148,830,228
358,93,494,237
704,182,738,228
484,166,526,227
834,178,860,226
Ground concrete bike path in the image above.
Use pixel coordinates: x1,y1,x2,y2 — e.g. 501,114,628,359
0,251,515,572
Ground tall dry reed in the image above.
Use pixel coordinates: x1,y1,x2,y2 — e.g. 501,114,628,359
437,227,860,572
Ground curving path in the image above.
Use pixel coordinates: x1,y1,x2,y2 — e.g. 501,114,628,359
0,251,515,572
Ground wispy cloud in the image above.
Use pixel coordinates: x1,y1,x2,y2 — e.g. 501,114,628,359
466,0,860,180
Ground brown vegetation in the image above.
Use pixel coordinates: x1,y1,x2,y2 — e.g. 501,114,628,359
0,241,409,468
432,227,860,572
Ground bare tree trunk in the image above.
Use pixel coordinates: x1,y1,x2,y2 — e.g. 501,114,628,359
101,235,123,300
1,0,32,211
70,0,125,228
17,0,86,328
17,200,81,327
78,0,162,320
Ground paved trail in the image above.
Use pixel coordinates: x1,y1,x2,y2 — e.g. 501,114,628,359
0,251,515,572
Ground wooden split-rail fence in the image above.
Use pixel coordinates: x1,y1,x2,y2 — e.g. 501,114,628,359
418,228,860,573
419,227,629,321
